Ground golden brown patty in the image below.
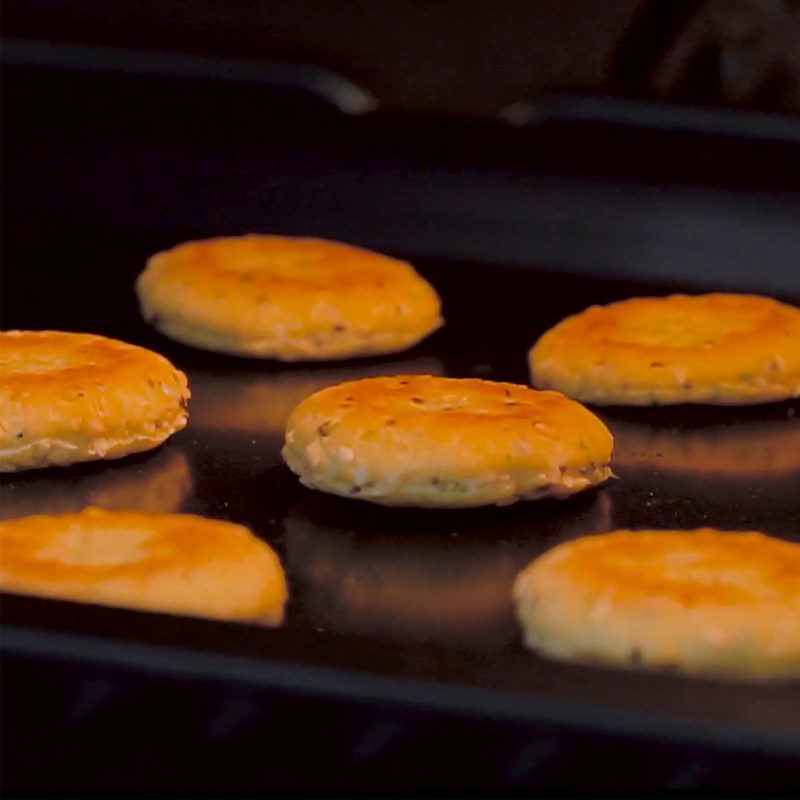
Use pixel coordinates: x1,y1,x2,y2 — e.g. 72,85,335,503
529,294,800,405
282,375,613,507
0,508,287,624
136,235,443,360
0,331,190,471
514,529,800,680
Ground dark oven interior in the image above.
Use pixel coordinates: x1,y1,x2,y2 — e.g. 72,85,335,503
2,1,800,793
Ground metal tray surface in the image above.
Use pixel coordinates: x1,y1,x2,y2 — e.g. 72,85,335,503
1,225,799,757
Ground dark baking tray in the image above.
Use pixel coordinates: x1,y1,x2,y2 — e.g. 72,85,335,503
2,223,800,763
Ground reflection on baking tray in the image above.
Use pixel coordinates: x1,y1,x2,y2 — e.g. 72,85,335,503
601,402,800,535
0,445,192,520
188,356,444,437
284,489,610,649
607,402,800,478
